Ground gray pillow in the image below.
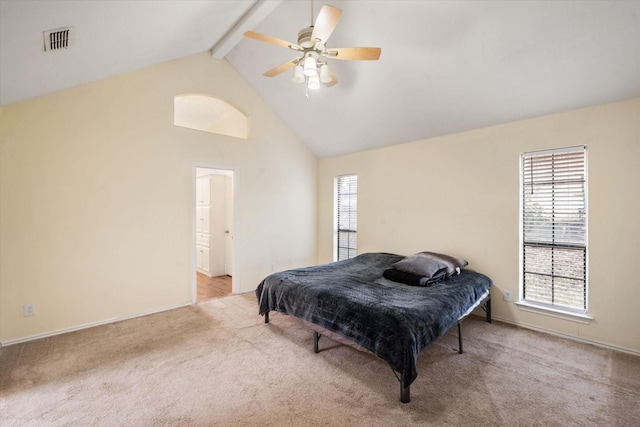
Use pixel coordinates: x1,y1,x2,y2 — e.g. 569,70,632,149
391,254,450,278
417,251,468,276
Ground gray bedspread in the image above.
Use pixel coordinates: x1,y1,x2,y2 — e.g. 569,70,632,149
256,252,492,387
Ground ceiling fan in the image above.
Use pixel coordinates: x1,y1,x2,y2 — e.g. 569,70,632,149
243,1,381,90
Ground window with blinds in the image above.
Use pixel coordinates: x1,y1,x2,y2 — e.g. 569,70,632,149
336,174,357,261
521,147,587,312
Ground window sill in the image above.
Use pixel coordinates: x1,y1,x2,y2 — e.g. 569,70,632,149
515,301,593,324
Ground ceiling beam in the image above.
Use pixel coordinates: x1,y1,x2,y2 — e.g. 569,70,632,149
210,0,282,59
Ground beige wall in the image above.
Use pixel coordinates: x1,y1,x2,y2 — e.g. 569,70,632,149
2,51,637,354
318,98,640,353
0,52,318,343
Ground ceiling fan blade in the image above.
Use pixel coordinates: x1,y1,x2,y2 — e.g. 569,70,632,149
244,31,301,50
326,47,381,60
311,5,342,44
263,59,298,77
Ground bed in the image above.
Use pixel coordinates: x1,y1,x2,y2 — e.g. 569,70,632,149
256,252,492,403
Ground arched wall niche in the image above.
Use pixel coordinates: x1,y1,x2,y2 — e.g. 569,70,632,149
174,94,249,139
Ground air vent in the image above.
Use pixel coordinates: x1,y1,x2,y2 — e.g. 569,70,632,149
43,26,75,52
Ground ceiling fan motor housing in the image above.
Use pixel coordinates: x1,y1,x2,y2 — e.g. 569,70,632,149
297,26,315,48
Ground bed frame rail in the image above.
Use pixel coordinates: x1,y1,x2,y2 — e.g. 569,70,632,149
265,295,491,403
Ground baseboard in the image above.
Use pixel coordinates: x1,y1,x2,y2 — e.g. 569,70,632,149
3,304,637,357
492,315,640,357
0,302,193,348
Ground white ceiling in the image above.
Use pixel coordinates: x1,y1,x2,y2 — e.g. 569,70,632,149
2,1,639,158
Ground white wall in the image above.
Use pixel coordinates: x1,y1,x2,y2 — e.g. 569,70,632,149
318,98,640,353
0,52,318,343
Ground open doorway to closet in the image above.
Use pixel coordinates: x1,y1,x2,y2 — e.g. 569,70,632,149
195,166,235,302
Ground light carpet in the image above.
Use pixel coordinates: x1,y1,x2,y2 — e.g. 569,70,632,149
1,293,639,426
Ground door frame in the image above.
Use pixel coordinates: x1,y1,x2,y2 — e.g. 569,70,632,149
192,162,239,303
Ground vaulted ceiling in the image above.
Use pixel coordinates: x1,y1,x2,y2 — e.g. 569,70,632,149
2,1,639,158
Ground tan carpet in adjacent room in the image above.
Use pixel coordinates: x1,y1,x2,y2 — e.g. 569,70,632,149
1,292,639,426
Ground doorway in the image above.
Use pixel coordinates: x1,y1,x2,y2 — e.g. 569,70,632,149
194,166,235,302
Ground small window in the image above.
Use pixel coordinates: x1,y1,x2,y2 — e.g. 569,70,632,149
336,174,357,261
521,146,588,313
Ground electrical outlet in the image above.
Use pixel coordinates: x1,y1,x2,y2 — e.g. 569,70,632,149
503,291,512,302
23,304,36,317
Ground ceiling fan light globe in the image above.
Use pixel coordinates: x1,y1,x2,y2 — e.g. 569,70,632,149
308,74,320,90
303,56,318,76
292,65,305,83
319,64,332,83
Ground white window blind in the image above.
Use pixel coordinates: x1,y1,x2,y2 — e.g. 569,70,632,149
336,174,357,261
521,147,587,312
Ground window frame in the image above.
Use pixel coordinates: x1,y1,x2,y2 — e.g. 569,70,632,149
334,174,358,261
517,146,591,322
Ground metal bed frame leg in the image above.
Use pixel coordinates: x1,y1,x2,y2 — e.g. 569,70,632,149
457,295,491,354
313,331,320,353
264,311,269,324
400,376,410,403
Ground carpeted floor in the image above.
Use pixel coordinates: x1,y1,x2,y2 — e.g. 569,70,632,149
1,292,639,426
